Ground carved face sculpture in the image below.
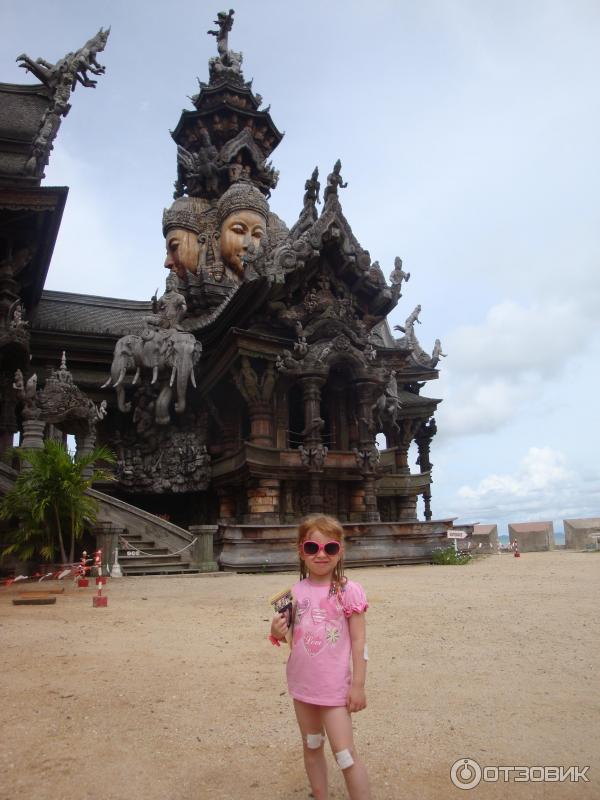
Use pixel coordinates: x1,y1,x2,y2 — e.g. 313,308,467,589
219,210,266,276
164,228,200,278
165,271,179,291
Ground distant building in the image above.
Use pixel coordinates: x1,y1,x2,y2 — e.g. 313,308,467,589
509,521,554,552
563,518,600,550
471,524,498,552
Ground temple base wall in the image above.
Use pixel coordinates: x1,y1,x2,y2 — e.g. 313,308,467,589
218,519,469,572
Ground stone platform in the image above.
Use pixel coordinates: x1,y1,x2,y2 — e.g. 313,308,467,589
217,518,469,572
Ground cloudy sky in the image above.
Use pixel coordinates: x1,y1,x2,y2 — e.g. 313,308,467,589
3,0,599,533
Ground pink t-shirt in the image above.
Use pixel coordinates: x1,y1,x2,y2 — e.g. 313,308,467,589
286,578,368,707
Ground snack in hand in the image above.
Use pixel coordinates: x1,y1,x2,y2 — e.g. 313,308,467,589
270,587,294,643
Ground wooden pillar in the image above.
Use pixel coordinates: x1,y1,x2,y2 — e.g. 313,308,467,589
247,401,274,447
300,376,326,513
352,379,381,522
20,419,45,452
416,417,437,521
75,429,96,478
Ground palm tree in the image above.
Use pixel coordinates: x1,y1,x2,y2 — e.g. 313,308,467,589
0,440,115,565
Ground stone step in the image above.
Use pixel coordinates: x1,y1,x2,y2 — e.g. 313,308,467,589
119,554,186,567
121,563,196,576
118,547,169,556
119,538,157,548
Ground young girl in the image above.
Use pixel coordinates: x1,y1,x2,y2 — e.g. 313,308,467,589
270,514,372,800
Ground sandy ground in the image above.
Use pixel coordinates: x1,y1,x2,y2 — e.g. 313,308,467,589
0,550,598,800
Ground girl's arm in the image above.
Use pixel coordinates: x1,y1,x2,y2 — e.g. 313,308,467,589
347,612,368,713
270,613,288,642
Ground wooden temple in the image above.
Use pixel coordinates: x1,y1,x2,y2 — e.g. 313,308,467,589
1,13,469,573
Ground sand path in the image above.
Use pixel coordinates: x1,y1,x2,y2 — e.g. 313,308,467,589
0,550,597,799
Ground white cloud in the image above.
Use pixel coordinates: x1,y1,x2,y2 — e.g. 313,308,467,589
436,374,533,437
459,447,572,502
434,296,600,439
446,299,592,379
448,447,600,527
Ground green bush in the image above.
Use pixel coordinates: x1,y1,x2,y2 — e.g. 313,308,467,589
0,440,115,565
431,545,472,565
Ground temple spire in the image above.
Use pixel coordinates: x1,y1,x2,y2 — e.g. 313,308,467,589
170,8,282,200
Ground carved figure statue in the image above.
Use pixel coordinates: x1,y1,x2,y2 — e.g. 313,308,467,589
13,370,39,419
406,305,422,329
302,416,325,438
430,339,447,367
389,257,410,296
364,342,377,362
304,167,321,214
294,333,308,356
150,272,187,329
275,349,299,371
353,446,381,474
207,9,235,57
323,159,348,202
372,370,401,432
228,154,245,184
233,358,277,404
299,443,328,470
174,143,222,199
9,302,28,330
394,304,422,338
216,181,269,278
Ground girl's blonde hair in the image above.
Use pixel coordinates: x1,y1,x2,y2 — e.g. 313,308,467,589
297,514,346,594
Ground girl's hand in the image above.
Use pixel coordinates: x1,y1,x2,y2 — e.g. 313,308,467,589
347,685,367,713
270,612,289,641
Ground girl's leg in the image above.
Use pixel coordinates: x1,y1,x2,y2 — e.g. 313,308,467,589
321,706,371,800
293,699,328,800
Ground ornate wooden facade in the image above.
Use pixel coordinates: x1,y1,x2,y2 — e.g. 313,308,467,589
2,14,466,569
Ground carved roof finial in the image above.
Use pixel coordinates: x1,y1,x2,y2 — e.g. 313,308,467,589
15,28,110,178
207,8,244,84
207,9,235,56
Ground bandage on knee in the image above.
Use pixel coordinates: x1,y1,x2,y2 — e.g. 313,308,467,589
335,748,354,769
306,733,325,749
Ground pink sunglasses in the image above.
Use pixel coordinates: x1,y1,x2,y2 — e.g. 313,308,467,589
302,540,341,557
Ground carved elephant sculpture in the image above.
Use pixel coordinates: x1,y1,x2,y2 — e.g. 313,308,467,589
102,329,202,424
101,334,140,413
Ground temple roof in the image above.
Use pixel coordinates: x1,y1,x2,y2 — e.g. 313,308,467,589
0,185,68,314
0,82,52,186
32,290,151,336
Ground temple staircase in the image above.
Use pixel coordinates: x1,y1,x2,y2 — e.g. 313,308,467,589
115,531,201,576
0,463,206,577
89,489,205,576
